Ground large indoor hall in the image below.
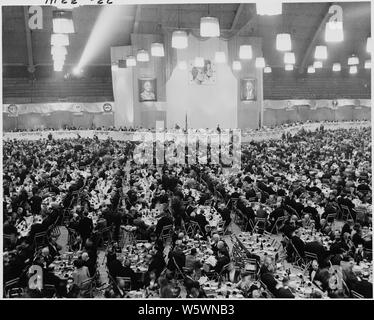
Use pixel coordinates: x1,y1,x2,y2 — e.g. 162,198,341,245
2,1,372,300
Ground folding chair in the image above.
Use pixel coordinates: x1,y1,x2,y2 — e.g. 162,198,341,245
67,228,78,251
304,251,318,271
172,257,186,282
341,205,355,223
80,277,95,298
160,224,174,243
247,219,255,232
33,231,48,250
326,213,337,227
270,216,286,234
243,258,259,280
4,278,21,298
289,241,305,268
254,218,267,233
351,290,364,299
62,210,71,226
185,221,201,238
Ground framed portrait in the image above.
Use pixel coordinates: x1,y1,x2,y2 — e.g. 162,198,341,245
138,78,157,102
240,78,256,101
189,59,216,85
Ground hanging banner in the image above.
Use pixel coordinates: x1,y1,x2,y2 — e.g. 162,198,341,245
2,102,115,115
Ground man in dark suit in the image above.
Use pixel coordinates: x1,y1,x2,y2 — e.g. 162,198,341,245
290,229,305,258
155,212,173,237
192,210,209,236
78,211,93,245
81,252,96,278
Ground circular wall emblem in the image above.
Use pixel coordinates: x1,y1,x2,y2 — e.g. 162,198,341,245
8,104,18,114
103,103,112,112
74,105,82,112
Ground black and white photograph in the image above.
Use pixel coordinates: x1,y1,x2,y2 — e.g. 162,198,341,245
240,78,256,101
1,0,373,307
139,78,157,102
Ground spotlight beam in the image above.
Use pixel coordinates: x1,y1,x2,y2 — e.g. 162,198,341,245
77,6,130,70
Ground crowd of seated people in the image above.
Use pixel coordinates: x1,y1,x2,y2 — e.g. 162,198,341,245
3,123,372,298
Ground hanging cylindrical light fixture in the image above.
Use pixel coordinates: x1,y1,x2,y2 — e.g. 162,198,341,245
348,55,359,65
307,66,315,73
314,45,328,60
151,43,165,57
51,33,69,46
264,66,272,73
256,0,282,16
172,7,188,49
276,33,291,52
200,17,220,37
126,55,137,67
285,64,293,71
137,49,149,62
215,51,226,63
284,52,295,64
255,57,266,68
239,45,252,59
232,60,242,71
172,30,188,49
349,65,358,74
332,63,341,72
325,21,344,42
200,5,220,37
52,10,75,34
